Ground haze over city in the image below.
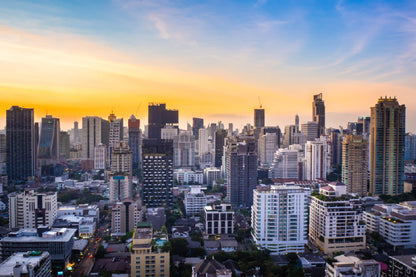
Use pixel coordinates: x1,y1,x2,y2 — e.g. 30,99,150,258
1,0,416,131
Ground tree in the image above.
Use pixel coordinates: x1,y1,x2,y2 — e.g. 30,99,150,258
95,245,106,258
170,238,190,257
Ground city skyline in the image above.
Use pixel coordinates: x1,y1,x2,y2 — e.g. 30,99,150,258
1,0,416,131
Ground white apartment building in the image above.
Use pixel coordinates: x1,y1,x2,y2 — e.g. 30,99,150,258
251,184,310,254
258,133,279,167
269,149,299,179
204,204,234,235
184,186,207,216
363,201,416,249
9,190,57,229
174,169,203,184
309,183,366,254
325,255,380,277
305,136,331,180
94,143,107,170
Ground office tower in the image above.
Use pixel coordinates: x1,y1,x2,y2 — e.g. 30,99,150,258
109,141,133,203
38,115,60,164
0,134,6,176
252,185,310,254
131,222,169,277
173,131,195,168
268,149,299,179
342,135,368,196
330,130,342,166
283,125,297,147
226,139,257,207
94,143,107,170
81,116,110,159
295,114,299,131
301,121,319,141
405,133,416,161
6,106,36,181
192,117,204,139
111,199,145,235
370,97,406,195
254,108,265,129
309,183,366,254
258,132,278,167
214,129,227,168
74,121,80,144
305,137,331,180
8,190,58,229
142,139,174,207
204,204,234,235
59,131,70,159
148,103,178,139
128,115,142,170
312,93,325,137
184,186,207,216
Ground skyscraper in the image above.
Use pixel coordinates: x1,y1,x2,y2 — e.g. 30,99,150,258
258,132,278,168
342,135,368,196
173,131,195,168
109,141,133,203
192,117,204,139
254,108,265,129
59,131,70,159
226,139,258,207
370,97,406,195
6,106,36,181
82,116,110,159
214,129,227,168
305,137,331,180
148,103,178,139
142,139,174,207
128,115,142,170
108,112,123,162
38,115,60,163
301,121,319,141
312,93,325,137
405,133,416,161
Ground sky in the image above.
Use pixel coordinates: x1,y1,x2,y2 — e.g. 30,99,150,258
0,0,415,131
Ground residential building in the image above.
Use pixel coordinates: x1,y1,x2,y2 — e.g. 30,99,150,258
305,137,331,180
0,251,51,277
251,184,310,254
301,121,319,141
81,116,109,159
6,106,36,181
130,222,170,277
148,103,178,139
94,143,107,170
226,139,257,207
312,93,325,137
142,139,174,207
342,135,369,196
203,167,221,185
258,132,278,167
9,190,58,229
109,141,133,203
174,169,203,184
173,131,195,168
204,204,234,235
388,255,416,277
269,149,299,179
112,199,145,236
108,112,123,158
128,115,142,170
370,97,406,195
0,227,76,268
185,186,207,216
309,183,366,254
325,255,380,277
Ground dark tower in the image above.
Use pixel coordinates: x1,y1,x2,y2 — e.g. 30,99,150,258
148,103,178,139
128,115,142,170
214,129,228,168
254,108,265,129
312,93,325,137
192,118,204,139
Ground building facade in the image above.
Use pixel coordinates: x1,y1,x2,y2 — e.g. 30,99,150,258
184,187,207,216
82,116,109,160
112,199,145,236
128,115,142,170
305,137,331,180
312,93,325,137
269,149,299,179
204,204,234,235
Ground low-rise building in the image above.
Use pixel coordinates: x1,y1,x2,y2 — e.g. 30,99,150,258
192,258,232,277
174,169,203,184
185,187,207,216
204,204,234,235
53,215,96,238
325,255,380,277
0,227,76,268
131,222,169,277
57,204,100,223
0,251,51,277
388,255,416,277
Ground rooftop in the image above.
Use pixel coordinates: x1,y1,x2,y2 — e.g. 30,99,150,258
0,252,50,275
1,228,76,243
390,255,416,270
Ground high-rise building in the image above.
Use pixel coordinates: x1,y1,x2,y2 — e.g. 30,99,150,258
148,103,178,139
301,121,319,141
94,143,107,170
357,116,371,135
38,115,60,164
111,199,145,236
342,135,368,196
309,183,366,254
82,116,109,159
254,108,265,129
142,139,174,207
173,131,195,168
405,133,416,161
258,132,278,168
252,185,310,254
130,222,170,277
6,106,36,181
268,149,299,179
370,97,406,195
283,125,297,147
295,114,300,131
330,130,342,166
0,134,6,176
214,129,227,168
109,141,133,203
128,115,142,170
305,137,331,180
312,93,325,137
226,139,257,207
59,131,70,159
8,190,57,229
192,118,204,139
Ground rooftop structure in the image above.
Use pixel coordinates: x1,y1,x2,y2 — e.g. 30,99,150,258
0,251,51,277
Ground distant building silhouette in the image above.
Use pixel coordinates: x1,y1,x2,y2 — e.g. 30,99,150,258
312,93,325,137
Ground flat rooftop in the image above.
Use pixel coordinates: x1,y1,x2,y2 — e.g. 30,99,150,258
0,252,50,274
1,228,76,243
